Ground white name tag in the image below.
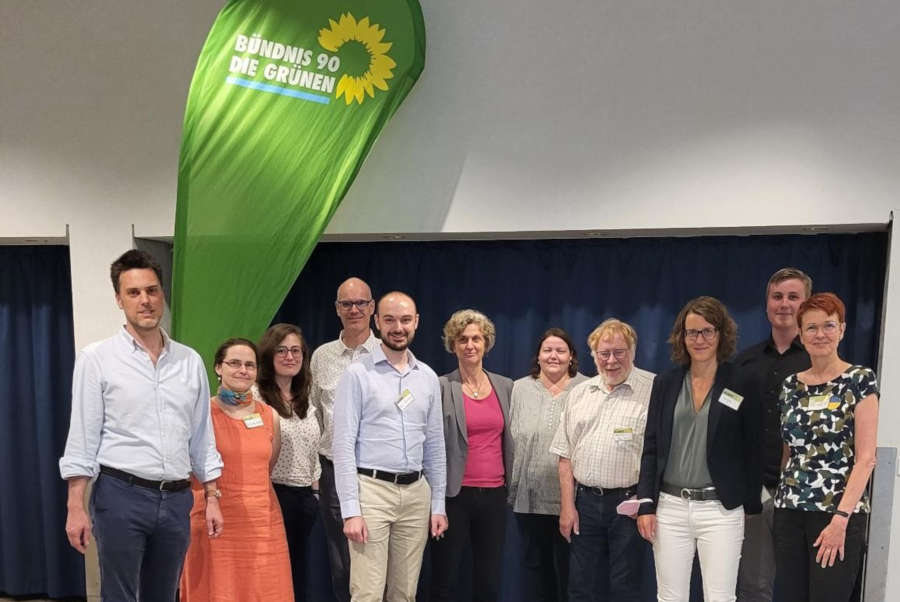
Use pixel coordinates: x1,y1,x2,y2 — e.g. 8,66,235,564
396,389,415,410
613,427,634,441
717,388,744,411
243,413,264,429
807,394,830,411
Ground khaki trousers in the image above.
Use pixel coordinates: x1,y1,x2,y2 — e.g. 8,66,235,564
349,474,431,602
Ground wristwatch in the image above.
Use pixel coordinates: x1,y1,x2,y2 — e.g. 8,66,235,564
205,489,222,499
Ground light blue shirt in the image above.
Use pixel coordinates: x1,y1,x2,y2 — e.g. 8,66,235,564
333,344,446,518
59,327,223,483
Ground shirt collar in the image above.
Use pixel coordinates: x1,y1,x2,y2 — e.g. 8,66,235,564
119,325,171,354
764,333,805,354
372,342,419,370
588,368,639,394
338,329,378,354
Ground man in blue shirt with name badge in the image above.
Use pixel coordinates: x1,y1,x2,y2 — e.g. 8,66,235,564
333,291,448,602
59,250,224,601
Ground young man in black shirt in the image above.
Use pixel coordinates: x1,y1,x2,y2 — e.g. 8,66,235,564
734,267,812,602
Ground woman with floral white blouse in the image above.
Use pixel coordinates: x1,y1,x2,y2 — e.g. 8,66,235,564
258,323,322,602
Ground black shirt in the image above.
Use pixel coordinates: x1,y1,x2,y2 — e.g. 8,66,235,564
733,336,810,487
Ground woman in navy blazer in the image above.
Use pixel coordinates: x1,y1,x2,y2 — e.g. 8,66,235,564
430,309,513,602
637,296,761,602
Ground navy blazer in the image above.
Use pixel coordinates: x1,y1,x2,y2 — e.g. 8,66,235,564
439,369,514,498
637,361,762,515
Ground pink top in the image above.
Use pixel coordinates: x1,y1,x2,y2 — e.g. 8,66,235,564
461,388,505,487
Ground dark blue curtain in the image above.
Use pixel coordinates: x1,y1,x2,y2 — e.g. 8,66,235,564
276,233,885,377
0,246,84,598
274,232,887,602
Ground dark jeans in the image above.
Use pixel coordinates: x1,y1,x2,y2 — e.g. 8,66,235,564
430,486,507,602
515,512,570,602
568,485,645,602
274,483,320,602
773,508,868,602
318,455,351,602
90,472,193,602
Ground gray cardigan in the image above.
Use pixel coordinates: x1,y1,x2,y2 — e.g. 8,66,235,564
439,369,514,498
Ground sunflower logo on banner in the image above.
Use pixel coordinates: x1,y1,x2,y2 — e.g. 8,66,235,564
318,14,397,105
173,0,425,374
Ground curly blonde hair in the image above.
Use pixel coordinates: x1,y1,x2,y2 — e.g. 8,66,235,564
587,318,638,352
442,309,496,354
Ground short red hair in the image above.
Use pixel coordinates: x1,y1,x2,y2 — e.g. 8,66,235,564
797,292,846,327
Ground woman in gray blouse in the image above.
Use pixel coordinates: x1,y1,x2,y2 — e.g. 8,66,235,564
508,328,588,602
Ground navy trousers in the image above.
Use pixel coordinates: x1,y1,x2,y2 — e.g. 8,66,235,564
273,483,320,602
90,472,193,602
318,455,351,602
568,485,646,602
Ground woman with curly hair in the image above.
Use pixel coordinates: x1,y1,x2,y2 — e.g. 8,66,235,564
430,309,513,602
637,297,761,602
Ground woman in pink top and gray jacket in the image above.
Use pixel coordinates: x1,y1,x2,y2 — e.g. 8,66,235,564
430,309,514,602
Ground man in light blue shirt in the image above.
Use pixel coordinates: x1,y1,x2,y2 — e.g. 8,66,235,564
333,291,447,602
59,250,224,601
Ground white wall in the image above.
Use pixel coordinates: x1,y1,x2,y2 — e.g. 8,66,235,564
3,0,899,598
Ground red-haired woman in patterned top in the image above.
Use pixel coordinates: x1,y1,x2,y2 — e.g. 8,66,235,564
774,292,879,602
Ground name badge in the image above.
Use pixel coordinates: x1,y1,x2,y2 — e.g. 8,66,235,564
397,389,415,410
718,388,744,411
613,427,634,441
243,413,264,429
807,395,830,411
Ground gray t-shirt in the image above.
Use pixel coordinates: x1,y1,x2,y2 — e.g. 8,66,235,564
662,373,714,489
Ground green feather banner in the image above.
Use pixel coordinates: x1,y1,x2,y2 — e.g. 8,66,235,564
172,0,425,373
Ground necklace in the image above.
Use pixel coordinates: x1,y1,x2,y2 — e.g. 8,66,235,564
462,377,489,399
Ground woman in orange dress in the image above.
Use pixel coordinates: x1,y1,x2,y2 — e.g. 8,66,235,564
180,337,294,601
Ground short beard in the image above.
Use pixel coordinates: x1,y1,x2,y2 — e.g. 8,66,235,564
380,331,413,352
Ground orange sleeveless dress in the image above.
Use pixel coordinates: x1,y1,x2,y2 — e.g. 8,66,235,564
180,400,294,601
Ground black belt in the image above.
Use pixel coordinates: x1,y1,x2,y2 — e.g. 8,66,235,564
100,465,191,492
577,483,636,496
661,482,718,501
358,467,422,485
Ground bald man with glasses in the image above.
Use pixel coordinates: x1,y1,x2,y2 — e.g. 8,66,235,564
310,277,380,602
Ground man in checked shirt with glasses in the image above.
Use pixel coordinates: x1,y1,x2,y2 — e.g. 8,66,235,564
551,318,654,602
310,276,380,602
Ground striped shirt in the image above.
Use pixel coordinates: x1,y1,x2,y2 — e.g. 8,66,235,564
550,368,655,489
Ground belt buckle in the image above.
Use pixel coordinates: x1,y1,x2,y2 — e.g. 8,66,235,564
595,486,605,496
393,472,400,484
159,480,167,491
680,487,692,501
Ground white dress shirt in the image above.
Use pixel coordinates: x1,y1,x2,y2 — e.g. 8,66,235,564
59,327,223,483
332,345,446,518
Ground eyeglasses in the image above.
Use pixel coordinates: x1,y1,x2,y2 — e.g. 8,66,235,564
336,299,373,311
275,346,302,357
594,349,628,361
685,327,718,341
222,360,257,370
803,321,840,336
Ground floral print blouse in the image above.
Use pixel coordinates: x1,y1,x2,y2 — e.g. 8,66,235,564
776,365,878,513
